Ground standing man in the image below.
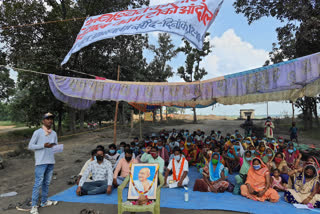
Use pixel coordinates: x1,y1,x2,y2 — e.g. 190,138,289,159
264,116,275,139
28,113,58,214
243,116,253,137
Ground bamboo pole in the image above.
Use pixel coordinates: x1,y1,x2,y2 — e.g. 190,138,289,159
139,110,142,139
113,65,120,145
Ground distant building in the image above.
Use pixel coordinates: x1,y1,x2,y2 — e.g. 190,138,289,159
240,109,255,119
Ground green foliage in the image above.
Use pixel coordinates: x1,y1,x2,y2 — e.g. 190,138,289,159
0,0,150,128
166,107,179,114
0,52,15,101
177,32,212,82
147,33,177,82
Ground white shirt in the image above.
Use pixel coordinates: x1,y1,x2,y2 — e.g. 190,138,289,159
106,153,120,167
167,157,189,176
79,159,113,187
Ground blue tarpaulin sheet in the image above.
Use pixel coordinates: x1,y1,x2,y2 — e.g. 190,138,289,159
50,167,317,214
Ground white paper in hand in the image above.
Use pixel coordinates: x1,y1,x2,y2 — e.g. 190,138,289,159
52,144,63,154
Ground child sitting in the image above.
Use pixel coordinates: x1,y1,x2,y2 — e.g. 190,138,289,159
271,169,287,191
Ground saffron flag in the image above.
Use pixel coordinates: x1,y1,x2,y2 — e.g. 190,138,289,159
61,0,224,65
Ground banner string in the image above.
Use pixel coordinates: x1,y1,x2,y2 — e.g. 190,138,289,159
0,64,98,78
0,16,87,30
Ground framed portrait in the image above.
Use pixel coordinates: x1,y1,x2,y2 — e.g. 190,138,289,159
128,163,159,200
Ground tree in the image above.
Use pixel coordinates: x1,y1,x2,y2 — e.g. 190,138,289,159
147,33,177,121
0,0,149,133
166,107,179,114
0,52,15,101
177,32,212,123
234,0,320,129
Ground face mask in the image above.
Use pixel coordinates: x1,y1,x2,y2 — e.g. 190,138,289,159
279,140,283,142
245,157,252,161
125,156,132,162
151,152,157,158
252,137,256,139
251,150,256,154
158,146,163,150
271,140,275,144
130,147,134,150
212,137,215,140
267,153,273,157
206,141,210,144
187,142,191,146
96,155,104,162
226,136,230,139
94,156,97,160
154,140,158,143
246,140,251,144
288,149,294,153
109,149,115,154
135,142,139,145
274,157,282,163
174,155,181,161
120,147,124,152
235,132,239,135
180,147,184,150
253,164,261,170
165,136,168,139
212,159,218,165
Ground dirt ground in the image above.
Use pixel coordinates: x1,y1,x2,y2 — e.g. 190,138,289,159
0,119,318,214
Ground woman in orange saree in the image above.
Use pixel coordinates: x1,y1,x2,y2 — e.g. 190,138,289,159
240,157,280,202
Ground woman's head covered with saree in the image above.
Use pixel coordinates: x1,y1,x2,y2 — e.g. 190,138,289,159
209,152,224,182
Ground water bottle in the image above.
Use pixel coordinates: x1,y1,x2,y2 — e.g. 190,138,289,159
184,186,189,202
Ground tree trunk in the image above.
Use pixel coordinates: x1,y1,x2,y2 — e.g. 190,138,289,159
152,109,156,122
193,107,197,124
121,102,125,125
307,97,313,129
68,108,76,133
79,110,84,130
57,110,63,137
160,107,163,121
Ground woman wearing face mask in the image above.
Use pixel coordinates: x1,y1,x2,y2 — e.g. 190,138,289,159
270,152,289,184
233,151,253,195
262,148,275,167
193,153,229,193
223,144,240,175
284,142,300,170
185,137,199,166
240,157,280,202
285,165,320,207
242,137,254,150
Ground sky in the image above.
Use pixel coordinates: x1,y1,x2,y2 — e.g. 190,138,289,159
147,0,304,116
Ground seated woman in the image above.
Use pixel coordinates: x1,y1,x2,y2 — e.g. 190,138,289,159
248,145,258,157
240,157,280,202
233,150,253,195
193,152,229,193
223,144,240,174
284,142,300,170
242,137,254,150
284,165,320,207
262,148,274,169
270,152,289,184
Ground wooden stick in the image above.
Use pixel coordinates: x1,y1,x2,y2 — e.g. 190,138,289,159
113,65,120,145
139,110,142,139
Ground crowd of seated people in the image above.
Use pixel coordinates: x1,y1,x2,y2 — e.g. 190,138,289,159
75,124,320,208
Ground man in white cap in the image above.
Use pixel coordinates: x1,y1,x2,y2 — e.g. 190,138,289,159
28,113,58,214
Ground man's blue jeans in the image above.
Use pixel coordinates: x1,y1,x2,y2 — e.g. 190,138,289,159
31,164,54,206
82,180,109,195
